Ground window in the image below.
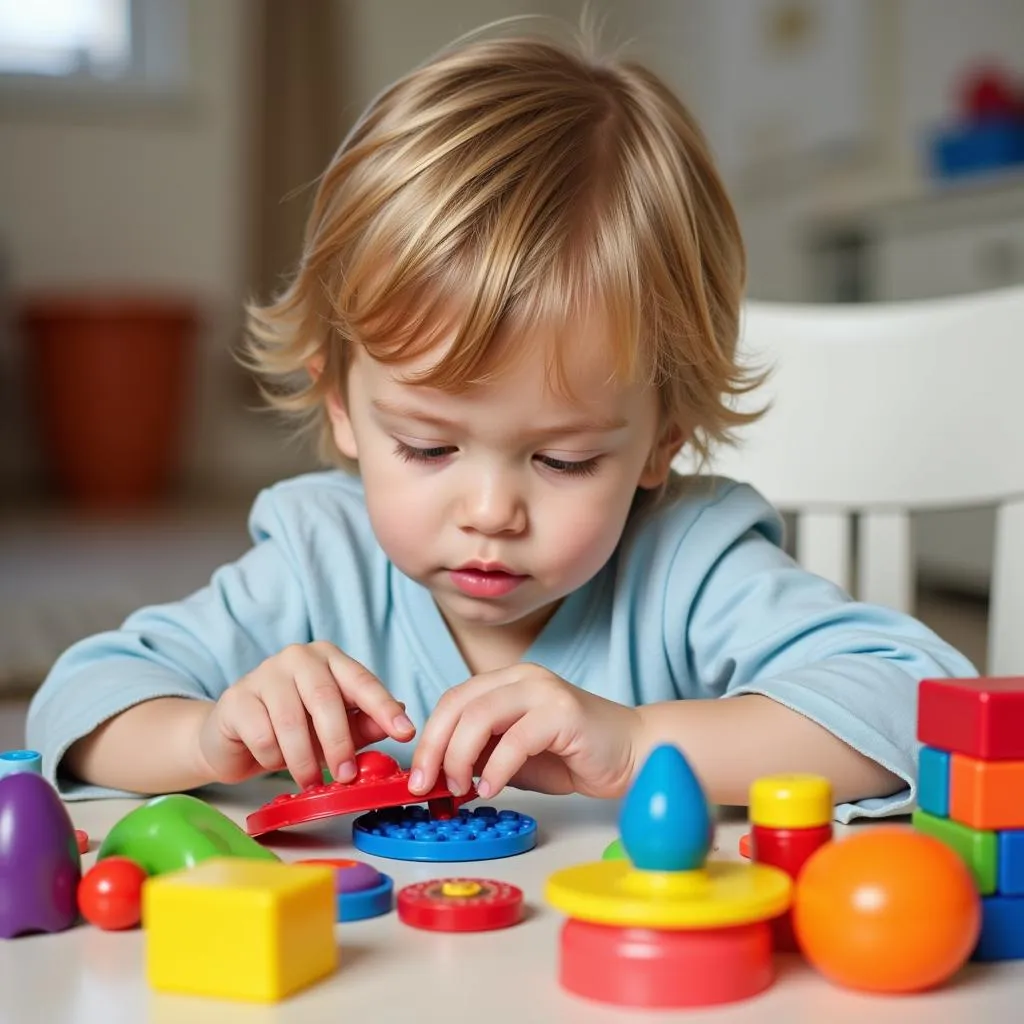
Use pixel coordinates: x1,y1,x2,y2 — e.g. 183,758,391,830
0,0,132,78
0,0,189,101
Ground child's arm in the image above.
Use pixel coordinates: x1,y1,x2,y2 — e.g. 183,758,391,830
27,479,402,798
634,693,902,807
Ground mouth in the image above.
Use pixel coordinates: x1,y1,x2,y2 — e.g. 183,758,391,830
449,562,529,599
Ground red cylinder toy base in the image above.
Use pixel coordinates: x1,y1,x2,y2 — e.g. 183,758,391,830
559,918,774,1008
752,823,832,953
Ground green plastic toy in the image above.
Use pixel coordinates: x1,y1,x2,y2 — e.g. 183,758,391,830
97,794,279,875
602,837,625,861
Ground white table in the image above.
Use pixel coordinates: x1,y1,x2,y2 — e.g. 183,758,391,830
3,781,1021,1024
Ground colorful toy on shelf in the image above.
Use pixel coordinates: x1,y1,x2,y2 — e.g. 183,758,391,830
914,676,1024,961
99,793,279,875
545,745,792,1009
297,857,394,922
397,878,524,932
353,804,537,862
246,750,476,839
748,773,833,952
0,749,42,779
0,771,81,939
793,826,980,992
78,856,148,930
144,858,337,1003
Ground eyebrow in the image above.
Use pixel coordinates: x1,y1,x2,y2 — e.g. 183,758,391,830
371,398,629,436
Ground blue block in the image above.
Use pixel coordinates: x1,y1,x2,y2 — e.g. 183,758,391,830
338,874,394,922
918,746,950,818
974,895,1024,961
998,831,1024,895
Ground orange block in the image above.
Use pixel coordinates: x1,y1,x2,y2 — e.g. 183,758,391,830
950,753,1024,830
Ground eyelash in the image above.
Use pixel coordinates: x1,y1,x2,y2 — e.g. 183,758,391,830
393,441,601,477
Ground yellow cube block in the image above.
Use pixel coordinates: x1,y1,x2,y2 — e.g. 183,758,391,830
143,857,337,1002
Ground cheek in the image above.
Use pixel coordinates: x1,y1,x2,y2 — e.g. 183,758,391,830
538,480,636,583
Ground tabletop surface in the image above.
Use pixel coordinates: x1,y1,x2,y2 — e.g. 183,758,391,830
3,779,1021,1024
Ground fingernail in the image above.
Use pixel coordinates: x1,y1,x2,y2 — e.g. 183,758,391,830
393,713,415,734
336,760,357,783
409,769,424,792
446,775,462,796
477,779,492,798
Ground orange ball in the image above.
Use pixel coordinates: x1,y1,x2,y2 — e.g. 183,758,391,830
793,826,980,993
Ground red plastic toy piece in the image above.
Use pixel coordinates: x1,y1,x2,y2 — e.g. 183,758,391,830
246,750,476,837
918,677,1024,760
75,829,89,854
559,917,773,1008
738,833,751,859
751,823,832,952
78,856,148,930
397,878,523,932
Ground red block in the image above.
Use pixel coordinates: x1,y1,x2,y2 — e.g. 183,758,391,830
918,678,1024,760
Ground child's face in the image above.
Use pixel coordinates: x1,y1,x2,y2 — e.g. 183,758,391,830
327,308,677,655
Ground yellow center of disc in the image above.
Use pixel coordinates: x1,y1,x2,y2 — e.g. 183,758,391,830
441,880,482,898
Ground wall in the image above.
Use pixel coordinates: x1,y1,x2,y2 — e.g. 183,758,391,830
0,0,254,495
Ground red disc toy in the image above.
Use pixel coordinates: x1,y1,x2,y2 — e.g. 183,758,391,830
246,750,476,837
397,878,524,932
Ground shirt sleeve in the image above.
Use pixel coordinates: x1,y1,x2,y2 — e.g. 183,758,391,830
677,484,979,823
26,490,313,800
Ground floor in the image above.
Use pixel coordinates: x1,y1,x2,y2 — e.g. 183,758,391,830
0,587,990,755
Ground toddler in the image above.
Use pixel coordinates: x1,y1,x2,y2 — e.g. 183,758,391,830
27,30,975,822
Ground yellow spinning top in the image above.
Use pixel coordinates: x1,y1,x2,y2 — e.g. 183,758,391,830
545,746,791,929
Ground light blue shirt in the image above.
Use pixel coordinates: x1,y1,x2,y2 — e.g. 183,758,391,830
27,471,976,821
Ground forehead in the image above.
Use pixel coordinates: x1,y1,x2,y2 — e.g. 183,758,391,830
355,306,631,407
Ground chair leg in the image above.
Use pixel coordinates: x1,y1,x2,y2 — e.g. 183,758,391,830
990,500,1024,676
859,511,913,612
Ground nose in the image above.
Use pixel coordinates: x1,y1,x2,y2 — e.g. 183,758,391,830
457,466,527,536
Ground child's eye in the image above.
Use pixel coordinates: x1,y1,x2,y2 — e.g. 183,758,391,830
536,455,601,477
394,441,456,463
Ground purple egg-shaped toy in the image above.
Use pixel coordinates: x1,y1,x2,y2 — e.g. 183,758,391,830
0,772,81,938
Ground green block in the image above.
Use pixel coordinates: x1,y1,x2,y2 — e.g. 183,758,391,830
98,793,279,875
912,808,996,894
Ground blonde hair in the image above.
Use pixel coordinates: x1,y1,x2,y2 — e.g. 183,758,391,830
244,28,764,473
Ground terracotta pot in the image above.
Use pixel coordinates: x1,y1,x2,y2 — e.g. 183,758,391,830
20,294,198,510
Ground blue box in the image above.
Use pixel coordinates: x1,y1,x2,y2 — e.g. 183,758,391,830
930,118,1024,180
974,895,1024,961
918,746,950,818
998,830,1024,896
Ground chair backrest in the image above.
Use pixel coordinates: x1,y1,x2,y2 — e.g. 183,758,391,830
674,285,1024,675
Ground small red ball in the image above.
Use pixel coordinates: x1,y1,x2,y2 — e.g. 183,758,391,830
78,856,148,930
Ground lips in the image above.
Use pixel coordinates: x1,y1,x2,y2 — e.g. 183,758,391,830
449,563,528,599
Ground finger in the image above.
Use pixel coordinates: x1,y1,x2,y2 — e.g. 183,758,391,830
294,662,359,782
323,647,415,742
441,685,532,797
348,712,390,750
409,669,519,794
475,713,559,798
229,690,285,773
260,683,322,788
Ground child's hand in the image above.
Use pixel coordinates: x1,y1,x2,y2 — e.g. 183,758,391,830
407,664,641,801
195,642,415,788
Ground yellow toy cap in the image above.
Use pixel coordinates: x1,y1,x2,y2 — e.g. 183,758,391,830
545,860,791,929
749,774,833,829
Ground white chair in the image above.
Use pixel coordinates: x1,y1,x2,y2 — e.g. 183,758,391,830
677,285,1024,676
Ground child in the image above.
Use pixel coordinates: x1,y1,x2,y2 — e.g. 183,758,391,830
27,30,975,823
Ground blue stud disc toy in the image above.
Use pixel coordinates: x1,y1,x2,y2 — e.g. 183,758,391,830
352,805,538,862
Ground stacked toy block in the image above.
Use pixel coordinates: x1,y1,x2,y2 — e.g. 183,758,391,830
913,677,1024,961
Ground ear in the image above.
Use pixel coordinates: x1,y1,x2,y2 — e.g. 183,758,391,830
309,356,359,461
638,423,686,489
